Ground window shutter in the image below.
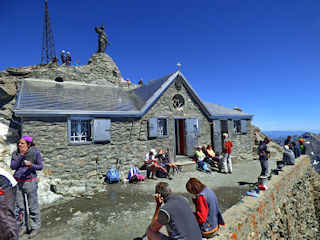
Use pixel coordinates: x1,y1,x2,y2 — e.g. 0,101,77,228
194,118,200,137
241,120,247,134
185,119,196,156
148,118,158,138
214,120,222,153
93,119,111,142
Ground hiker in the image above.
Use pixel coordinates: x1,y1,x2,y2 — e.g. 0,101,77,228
284,136,293,150
194,146,205,162
0,167,18,240
60,50,66,64
222,133,233,174
155,149,177,178
299,138,306,154
204,145,219,168
292,141,301,158
10,136,43,238
66,51,72,66
146,182,202,240
258,137,270,176
283,145,295,165
143,149,167,179
186,178,225,238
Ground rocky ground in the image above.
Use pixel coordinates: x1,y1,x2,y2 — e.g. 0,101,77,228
19,154,282,240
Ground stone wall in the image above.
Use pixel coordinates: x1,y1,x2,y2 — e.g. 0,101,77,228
212,155,320,240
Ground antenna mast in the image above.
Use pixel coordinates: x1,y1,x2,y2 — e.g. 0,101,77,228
41,0,56,64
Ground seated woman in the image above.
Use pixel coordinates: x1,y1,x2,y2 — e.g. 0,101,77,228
186,178,225,238
204,145,218,168
143,149,167,179
283,145,295,165
194,146,205,162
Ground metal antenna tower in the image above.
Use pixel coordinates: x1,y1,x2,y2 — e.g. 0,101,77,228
41,0,56,64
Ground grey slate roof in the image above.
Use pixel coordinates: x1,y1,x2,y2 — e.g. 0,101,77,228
15,73,253,119
203,101,253,120
15,79,140,115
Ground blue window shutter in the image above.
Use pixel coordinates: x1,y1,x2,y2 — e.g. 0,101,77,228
148,118,158,138
194,118,200,137
241,120,247,133
214,120,222,153
93,119,111,142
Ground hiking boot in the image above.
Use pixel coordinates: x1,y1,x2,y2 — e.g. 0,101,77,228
151,176,158,180
28,229,40,239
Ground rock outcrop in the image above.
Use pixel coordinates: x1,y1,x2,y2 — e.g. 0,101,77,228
0,53,138,206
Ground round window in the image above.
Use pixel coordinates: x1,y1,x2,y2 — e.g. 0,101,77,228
172,94,185,109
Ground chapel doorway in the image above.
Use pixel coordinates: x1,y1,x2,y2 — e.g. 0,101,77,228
175,119,186,155
175,118,199,157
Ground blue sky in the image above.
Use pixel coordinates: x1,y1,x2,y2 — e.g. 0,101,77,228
1,0,319,131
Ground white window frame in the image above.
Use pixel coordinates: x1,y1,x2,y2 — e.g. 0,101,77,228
68,117,92,144
158,117,169,138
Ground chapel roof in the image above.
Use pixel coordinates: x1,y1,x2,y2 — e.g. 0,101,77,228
14,73,253,119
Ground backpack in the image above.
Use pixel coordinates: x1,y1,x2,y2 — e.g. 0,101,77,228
128,166,146,183
105,168,120,184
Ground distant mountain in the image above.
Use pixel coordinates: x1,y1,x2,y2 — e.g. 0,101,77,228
263,130,320,139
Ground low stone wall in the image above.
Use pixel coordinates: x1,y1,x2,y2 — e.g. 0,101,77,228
213,155,320,240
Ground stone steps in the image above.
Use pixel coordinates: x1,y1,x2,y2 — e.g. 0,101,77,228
174,155,196,172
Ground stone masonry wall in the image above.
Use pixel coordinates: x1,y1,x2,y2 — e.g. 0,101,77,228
21,78,253,195
212,155,320,240
21,79,212,194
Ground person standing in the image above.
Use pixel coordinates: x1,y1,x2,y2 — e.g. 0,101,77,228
146,182,202,240
222,133,233,174
66,51,72,66
258,137,270,176
0,167,18,240
10,136,43,238
186,178,225,238
60,50,66,64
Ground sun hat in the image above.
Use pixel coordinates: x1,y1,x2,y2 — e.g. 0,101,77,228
22,136,33,143
150,149,157,155
284,145,289,151
223,133,228,138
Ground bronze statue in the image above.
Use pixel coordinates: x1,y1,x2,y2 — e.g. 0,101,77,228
95,24,109,53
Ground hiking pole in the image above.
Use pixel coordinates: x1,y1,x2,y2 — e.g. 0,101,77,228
24,193,30,233
133,233,146,240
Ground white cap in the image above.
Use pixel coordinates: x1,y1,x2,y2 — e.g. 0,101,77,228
150,149,157,155
66,51,70,55
61,50,65,53
223,133,228,138
284,145,289,150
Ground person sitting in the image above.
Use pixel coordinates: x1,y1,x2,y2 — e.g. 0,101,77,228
155,149,178,178
146,182,202,240
283,145,295,165
194,146,205,162
204,145,219,168
186,178,225,238
143,149,167,179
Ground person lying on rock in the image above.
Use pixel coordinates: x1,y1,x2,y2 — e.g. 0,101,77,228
146,182,202,240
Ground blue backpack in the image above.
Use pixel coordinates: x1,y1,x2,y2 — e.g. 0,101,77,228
127,166,139,180
105,168,120,184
